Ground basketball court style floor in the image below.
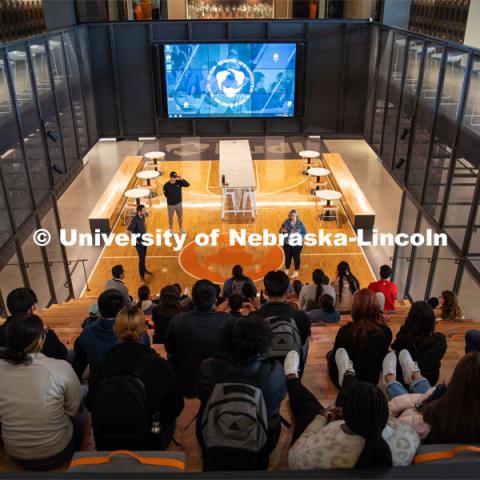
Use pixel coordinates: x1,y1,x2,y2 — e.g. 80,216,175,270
83,154,376,297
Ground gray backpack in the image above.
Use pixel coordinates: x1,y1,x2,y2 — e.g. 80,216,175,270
265,315,302,360
200,382,268,453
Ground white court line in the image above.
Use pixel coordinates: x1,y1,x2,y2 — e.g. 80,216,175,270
101,255,179,259
100,252,363,259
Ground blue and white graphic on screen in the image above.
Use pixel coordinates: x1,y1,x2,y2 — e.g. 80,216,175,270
164,43,297,118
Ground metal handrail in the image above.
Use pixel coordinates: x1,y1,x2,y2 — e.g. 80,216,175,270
2,258,90,293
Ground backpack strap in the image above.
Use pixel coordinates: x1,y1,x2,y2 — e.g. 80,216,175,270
70,450,185,470
413,445,480,465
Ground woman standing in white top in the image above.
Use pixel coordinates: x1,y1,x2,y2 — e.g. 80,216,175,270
0,315,85,470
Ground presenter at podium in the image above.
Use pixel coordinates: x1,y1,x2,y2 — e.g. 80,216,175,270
279,209,306,279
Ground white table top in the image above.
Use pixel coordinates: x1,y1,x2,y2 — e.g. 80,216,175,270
137,170,160,179
219,140,256,189
144,151,165,160
125,188,150,199
299,150,320,158
307,167,330,177
315,189,342,200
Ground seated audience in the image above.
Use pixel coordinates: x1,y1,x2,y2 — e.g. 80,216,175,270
434,290,463,321
0,315,85,470
86,306,184,451
330,261,360,313
73,289,125,378
196,315,286,470
286,279,303,308
82,303,99,329
465,330,480,353
427,297,439,309
228,294,244,317
136,285,155,316
214,283,226,307
165,279,231,397
222,265,257,298
152,285,183,344
328,289,392,387
241,281,260,314
299,269,336,310
173,283,193,310
384,350,480,444
286,350,419,469
306,293,340,324
104,265,131,304
256,270,311,368
368,265,398,311
0,288,67,361
392,301,446,385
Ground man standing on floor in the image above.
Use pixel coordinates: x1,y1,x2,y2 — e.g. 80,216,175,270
128,204,152,282
163,171,190,233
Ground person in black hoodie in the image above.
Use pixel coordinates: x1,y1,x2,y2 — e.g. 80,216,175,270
392,301,447,386
87,305,184,451
196,315,286,470
165,279,231,397
0,288,67,361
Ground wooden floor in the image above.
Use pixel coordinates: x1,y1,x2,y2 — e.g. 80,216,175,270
0,297,476,472
83,159,376,298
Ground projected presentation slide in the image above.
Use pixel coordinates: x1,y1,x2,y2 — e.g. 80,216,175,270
163,43,297,118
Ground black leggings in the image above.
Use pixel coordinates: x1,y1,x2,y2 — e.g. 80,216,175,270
288,374,360,445
287,378,324,445
283,245,303,270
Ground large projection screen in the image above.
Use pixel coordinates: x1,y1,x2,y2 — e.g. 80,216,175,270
163,43,297,118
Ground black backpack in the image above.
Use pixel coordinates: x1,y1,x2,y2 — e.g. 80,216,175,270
89,359,154,451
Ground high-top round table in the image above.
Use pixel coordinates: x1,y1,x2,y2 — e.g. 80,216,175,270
307,167,330,192
315,189,342,222
144,151,165,172
125,188,150,205
137,170,160,198
299,150,321,174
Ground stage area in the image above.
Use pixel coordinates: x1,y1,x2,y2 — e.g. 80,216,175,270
83,156,376,297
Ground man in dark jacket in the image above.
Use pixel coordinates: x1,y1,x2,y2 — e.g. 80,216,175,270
0,288,67,360
256,270,311,368
164,279,231,397
73,289,125,379
196,315,286,470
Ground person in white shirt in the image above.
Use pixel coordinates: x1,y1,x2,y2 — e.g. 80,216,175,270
0,314,85,471
299,268,336,310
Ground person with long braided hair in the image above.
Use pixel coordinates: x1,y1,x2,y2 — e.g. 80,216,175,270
330,261,360,313
285,350,419,469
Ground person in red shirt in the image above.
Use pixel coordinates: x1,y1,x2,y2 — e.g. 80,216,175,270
368,265,398,312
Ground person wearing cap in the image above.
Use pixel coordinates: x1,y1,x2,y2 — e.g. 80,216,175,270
163,171,190,233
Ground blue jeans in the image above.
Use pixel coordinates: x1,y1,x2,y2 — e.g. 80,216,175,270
387,377,432,400
465,330,480,353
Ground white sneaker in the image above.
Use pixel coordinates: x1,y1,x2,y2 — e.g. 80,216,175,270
335,348,354,387
284,268,290,275
284,351,300,377
399,349,420,386
382,352,397,384
290,270,299,279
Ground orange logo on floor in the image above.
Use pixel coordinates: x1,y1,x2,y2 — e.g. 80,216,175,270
178,233,284,283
